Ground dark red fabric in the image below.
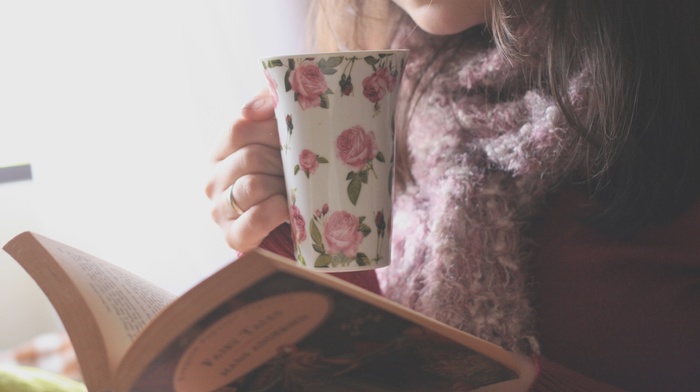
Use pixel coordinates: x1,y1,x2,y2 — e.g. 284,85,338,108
530,187,700,391
530,355,625,392
259,223,382,295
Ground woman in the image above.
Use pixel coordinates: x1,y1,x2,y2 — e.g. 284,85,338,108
206,1,700,390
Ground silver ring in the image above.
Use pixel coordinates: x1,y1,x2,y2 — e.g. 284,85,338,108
226,184,245,215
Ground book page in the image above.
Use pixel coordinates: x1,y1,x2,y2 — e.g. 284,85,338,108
47,243,176,370
4,232,178,390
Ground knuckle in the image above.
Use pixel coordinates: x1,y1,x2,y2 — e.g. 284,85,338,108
264,148,283,168
237,145,276,173
237,145,259,168
228,223,260,253
228,117,247,139
204,178,217,199
210,205,221,224
270,194,291,217
224,234,244,252
234,174,281,207
257,194,290,221
233,174,258,200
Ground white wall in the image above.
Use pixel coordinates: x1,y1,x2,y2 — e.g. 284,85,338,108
0,0,309,348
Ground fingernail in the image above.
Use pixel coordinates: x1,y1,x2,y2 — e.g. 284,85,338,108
242,97,265,111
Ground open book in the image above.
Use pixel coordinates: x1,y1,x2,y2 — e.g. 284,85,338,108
3,232,524,392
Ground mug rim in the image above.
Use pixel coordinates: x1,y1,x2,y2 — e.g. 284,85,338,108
260,49,409,62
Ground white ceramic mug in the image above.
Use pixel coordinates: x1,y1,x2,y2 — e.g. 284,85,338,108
262,49,408,271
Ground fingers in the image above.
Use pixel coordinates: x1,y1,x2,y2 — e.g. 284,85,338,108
240,90,276,121
211,90,278,163
206,143,283,200
211,118,280,163
223,193,289,253
212,174,286,222
210,166,288,253
206,89,289,253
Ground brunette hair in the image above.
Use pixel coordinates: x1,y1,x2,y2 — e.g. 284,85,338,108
310,0,700,236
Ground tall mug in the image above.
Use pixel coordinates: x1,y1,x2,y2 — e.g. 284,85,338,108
261,49,408,272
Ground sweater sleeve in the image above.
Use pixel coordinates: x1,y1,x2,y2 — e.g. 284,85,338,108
259,223,382,295
530,188,700,390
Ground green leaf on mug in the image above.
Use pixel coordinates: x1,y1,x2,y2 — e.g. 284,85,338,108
312,244,325,254
364,56,379,66
284,69,292,92
356,252,370,266
359,170,369,184
319,94,330,109
332,253,351,267
376,151,386,162
318,56,344,75
315,254,332,267
294,165,300,175
347,176,362,205
359,223,372,237
310,219,323,247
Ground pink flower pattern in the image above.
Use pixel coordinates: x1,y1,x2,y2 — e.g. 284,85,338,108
362,67,396,104
322,211,365,258
336,126,379,171
261,54,403,267
299,149,319,173
263,52,404,112
290,204,306,243
336,125,385,205
309,207,373,268
288,190,308,266
289,61,328,110
295,149,329,178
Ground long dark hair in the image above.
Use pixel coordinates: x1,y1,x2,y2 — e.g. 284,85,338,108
311,0,700,236
528,0,700,236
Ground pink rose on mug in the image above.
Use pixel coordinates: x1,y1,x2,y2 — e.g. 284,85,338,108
289,60,329,110
362,67,396,104
335,125,379,171
296,149,328,178
290,204,307,243
299,149,319,174
323,211,364,258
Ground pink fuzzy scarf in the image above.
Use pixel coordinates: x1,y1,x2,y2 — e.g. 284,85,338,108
377,24,589,354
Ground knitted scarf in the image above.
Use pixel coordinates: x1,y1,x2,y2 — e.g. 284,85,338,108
377,22,590,354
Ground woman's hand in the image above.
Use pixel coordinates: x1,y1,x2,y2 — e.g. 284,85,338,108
205,91,288,253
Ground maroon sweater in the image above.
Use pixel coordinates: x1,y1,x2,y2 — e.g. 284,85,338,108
530,187,700,391
260,188,700,391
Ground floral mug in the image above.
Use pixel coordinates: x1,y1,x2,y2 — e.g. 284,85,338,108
262,50,408,271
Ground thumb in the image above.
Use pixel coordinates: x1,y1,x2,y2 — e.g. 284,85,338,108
241,89,276,121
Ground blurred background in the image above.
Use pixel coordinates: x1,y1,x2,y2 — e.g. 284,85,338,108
0,0,309,349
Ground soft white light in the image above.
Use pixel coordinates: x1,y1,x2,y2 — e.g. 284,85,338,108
0,0,309,346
